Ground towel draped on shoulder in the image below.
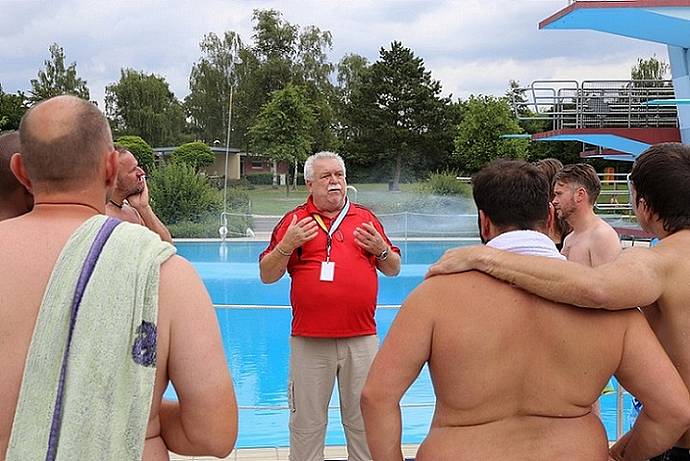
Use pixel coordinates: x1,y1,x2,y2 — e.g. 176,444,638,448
6,215,176,461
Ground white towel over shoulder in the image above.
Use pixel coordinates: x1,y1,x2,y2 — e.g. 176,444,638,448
486,230,566,260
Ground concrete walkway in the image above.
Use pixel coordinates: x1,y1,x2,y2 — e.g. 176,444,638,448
170,444,419,460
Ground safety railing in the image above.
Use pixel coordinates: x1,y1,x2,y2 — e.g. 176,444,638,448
512,79,677,130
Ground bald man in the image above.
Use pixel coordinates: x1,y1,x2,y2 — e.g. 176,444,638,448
0,131,32,221
0,96,236,460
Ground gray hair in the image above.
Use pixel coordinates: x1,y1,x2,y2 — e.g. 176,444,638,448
303,151,346,181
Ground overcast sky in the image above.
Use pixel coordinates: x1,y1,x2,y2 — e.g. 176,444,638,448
0,0,667,108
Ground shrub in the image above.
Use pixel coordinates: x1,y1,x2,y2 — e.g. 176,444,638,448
115,135,155,172
223,186,251,212
168,212,252,239
246,172,275,185
171,141,215,171
422,170,471,196
148,162,221,224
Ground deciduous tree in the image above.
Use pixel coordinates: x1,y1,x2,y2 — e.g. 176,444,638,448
185,32,245,146
453,95,528,172
0,85,28,131
106,69,186,146
29,43,89,104
249,84,315,195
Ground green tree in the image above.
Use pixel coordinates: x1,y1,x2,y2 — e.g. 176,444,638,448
294,25,339,152
631,55,669,81
453,95,528,172
249,84,315,195
347,41,454,189
334,54,370,153
185,10,338,154
0,85,28,131
29,43,90,104
105,68,186,146
185,32,245,146
171,141,215,171
114,135,156,172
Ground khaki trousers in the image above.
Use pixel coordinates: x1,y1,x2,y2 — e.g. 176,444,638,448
288,335,378,461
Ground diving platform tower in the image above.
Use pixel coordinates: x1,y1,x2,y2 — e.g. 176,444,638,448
516,1,690,161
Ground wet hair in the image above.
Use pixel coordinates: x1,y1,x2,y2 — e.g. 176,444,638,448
534,157,571,242
472,159,550,231
304,151,346,181
631,142,690,234
0,131,23,195
553,163,601,205
19,96,113,191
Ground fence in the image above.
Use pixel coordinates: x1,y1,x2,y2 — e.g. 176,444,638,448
512,79,677,130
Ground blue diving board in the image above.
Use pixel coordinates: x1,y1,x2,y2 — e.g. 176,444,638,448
642,98,690,105
535,132,649,159
540,2,690,49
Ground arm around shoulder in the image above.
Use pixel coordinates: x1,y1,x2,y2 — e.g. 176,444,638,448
612,310,690,460
159,256,238,457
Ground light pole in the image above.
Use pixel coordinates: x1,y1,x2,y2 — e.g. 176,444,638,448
220,35,242,241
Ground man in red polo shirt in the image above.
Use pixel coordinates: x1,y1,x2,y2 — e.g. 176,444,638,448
260,151,401,461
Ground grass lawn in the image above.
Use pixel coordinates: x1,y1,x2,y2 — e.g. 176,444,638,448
242,180,632,217
246,183,422,215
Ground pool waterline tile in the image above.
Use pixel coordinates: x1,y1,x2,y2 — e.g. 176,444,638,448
169,444,419,460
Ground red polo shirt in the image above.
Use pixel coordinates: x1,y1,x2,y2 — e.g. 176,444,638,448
260,196,399,337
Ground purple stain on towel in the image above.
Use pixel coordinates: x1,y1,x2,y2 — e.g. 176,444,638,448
132,321,157,367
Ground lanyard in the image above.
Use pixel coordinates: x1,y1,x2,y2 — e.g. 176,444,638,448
313,198,350,261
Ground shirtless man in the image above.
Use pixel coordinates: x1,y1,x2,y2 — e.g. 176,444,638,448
0,96,237,460
551,163,621,415
0,131,32,221
106,146,172,243
363,160,690,461
427,143,690,461
552,163,620,266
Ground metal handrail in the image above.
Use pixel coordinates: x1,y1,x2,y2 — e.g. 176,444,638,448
511,79,677,130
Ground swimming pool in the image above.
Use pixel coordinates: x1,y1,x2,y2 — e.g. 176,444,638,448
168,240,634,448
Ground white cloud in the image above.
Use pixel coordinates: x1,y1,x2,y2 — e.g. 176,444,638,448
0,0,670,108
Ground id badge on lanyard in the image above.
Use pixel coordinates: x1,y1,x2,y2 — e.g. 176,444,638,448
314,198,349,282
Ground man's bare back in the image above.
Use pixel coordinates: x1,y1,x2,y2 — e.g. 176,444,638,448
0,208,235,460
2,95,236,460
363,272,690,461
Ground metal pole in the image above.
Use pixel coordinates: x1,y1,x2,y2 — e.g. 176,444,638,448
223,84,233,216
616,383,624,440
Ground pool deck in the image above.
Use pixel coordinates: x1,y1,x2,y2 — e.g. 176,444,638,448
170,444,419,460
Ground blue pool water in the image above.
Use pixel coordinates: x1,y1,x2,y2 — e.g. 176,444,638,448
168,240,634,448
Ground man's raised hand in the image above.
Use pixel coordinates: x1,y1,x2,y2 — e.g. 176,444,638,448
280,215,319,253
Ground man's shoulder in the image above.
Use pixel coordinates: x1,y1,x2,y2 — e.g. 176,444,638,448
593,216,618,234
590,218,621,245
416,271,510,300
106,203,141,225
350,202,376,216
